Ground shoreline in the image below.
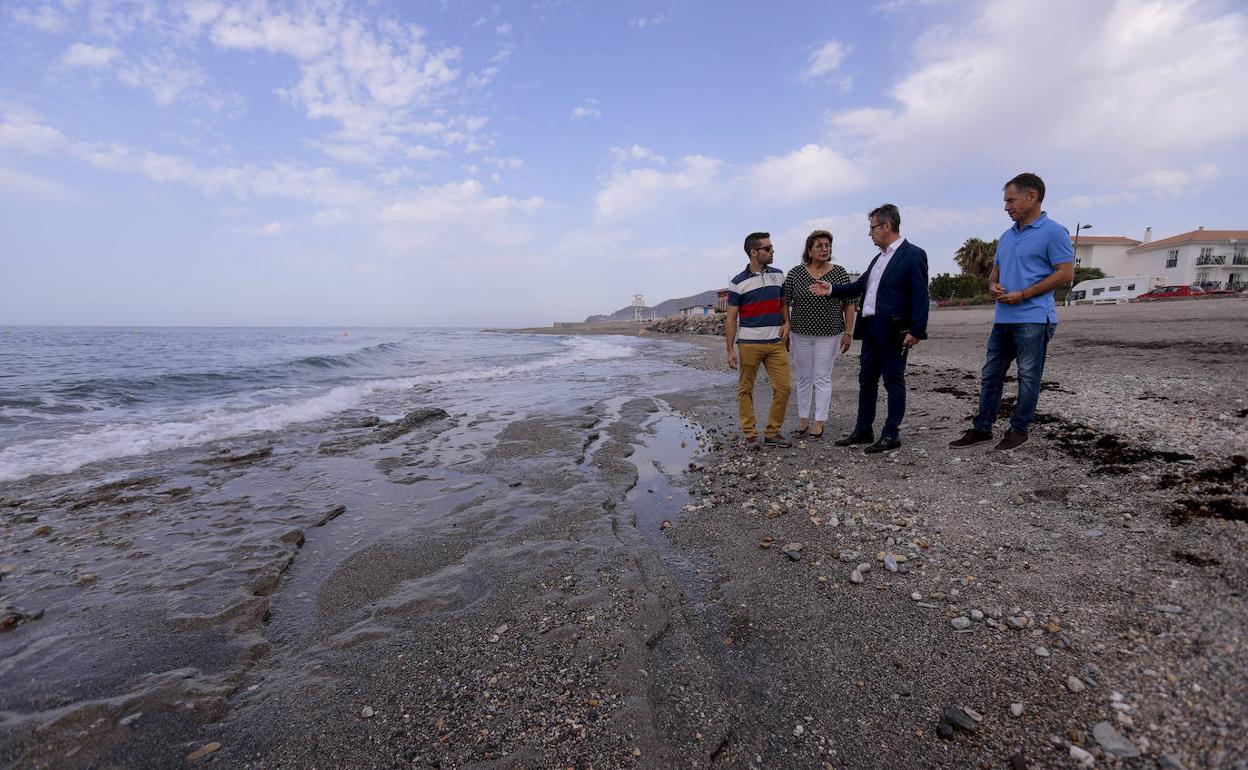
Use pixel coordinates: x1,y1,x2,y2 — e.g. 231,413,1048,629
1,303,1244,768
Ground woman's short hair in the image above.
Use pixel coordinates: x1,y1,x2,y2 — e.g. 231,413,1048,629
802,230,834,265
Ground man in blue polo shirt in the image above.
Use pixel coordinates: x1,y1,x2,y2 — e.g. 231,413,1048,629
950,172,1074,452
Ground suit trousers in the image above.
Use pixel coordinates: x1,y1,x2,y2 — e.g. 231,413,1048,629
789,333,841,423
854,317,908,440
737,341,791,438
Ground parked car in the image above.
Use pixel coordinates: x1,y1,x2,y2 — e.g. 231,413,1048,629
1137,285,1206,300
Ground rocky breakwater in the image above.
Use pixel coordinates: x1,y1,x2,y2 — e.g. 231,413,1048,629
644,315,725,336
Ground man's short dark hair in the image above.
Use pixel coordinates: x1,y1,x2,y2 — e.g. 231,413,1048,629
744,232,770,255
868,204,900,233
1005,172,1045,203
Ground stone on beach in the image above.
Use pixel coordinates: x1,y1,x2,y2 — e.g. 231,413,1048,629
1066,675,1087,693
1069,744,1095,767
187,742,223,762
1092,721,1140,758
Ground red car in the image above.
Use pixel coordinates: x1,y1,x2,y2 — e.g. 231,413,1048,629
1137,285,1206,300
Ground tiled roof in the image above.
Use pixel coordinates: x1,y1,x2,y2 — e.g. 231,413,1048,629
1128,229,1248,253
1069,235,1140,245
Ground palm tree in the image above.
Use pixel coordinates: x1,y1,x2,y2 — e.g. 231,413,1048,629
954,238,998,278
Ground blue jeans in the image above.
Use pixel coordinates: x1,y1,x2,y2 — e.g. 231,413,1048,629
973,323,1056,435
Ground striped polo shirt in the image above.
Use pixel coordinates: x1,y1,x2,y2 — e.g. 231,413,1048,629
728,265,785,344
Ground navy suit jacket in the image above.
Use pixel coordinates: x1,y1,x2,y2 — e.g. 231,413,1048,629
828,239,929,341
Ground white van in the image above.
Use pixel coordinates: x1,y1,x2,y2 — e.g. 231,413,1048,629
1068,274,1165,305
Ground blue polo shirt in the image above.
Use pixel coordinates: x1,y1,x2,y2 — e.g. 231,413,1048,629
994,212,1074,323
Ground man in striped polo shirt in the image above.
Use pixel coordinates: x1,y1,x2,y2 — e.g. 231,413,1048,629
725,232,792,449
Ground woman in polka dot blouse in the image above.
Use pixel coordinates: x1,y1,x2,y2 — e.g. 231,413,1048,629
782,230,858,439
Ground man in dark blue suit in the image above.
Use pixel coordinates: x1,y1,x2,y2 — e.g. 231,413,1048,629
810,204,928,454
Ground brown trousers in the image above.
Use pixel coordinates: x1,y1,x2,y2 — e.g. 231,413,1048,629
737,341,791,438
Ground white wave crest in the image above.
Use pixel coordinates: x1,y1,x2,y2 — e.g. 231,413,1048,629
0,336,635,482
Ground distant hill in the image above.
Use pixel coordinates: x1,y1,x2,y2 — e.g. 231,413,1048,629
584,289,722,323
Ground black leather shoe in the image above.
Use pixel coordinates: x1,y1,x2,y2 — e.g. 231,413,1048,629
864,437,902,454
834,431,874,446
763,433,793,448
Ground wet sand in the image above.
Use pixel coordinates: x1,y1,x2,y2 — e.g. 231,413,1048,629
2,301,1245,769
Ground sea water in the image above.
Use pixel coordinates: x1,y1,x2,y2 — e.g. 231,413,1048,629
0,326,709,482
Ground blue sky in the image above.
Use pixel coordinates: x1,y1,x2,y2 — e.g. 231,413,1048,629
1,0,1245,327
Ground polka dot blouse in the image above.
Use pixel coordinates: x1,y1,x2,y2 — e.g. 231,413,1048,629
783,263,854,336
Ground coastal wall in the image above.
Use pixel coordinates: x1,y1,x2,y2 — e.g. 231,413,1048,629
645,315,725,335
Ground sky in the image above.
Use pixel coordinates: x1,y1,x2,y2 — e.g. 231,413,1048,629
1,0,1245,327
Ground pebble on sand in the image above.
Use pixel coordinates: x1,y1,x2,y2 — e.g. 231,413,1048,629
1069,744,1094,768
361,706,375,718
1066,675,1087,693
1092,721,1141,758
950,617,972,630
1010,703,1024,717
850,569,864,584
187,742,222,762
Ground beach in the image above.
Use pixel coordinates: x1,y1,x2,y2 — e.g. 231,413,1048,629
1,302,1245,769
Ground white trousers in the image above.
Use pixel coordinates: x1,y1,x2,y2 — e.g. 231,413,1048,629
790,333,842,422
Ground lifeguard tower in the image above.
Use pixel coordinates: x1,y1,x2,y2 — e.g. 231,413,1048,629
632,294,647,322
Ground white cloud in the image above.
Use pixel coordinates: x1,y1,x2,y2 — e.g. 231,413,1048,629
1061,191,1140,211
742,144,865,203
193,3,468,161
483,155,523,170
376,179,547,258
872,0,940,14
610,144,666,166
62,43,123,69
0,111,70,154
802,40,849,81
0,166,81,203
0,110,375,207
629,7,676,29
118,55,223,109
595,154,723,218
206,5,337,60
826,107,894,138
826,0,1248,184
11,4,70,33
495,23,511,36
1125,163,1220,197
571,98,602,121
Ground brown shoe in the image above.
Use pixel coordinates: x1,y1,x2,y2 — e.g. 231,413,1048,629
993,430,1028,451
949,429,993,448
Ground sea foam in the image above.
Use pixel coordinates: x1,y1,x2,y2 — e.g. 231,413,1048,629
0,335,635,482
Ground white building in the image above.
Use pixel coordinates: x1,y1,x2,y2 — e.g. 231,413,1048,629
1125,228,1248,291
1069,234,1142,277
676,304,715,318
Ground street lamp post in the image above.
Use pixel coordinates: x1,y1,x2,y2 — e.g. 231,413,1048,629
1068,222,1092,305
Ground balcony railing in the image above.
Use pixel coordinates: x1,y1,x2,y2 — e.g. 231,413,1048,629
1234,255,1248,266
1195,280,1223,290
1196,255,1227,266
